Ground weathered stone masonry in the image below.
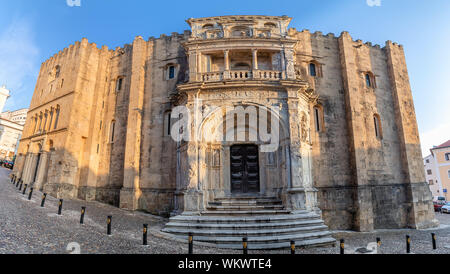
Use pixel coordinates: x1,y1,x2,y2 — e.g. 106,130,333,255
13,15,437,231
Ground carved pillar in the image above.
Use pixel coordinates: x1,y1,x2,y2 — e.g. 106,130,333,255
283,88,319,213
284,48,296,79
280,50,286,79
181,97,204,215
35,152,48,190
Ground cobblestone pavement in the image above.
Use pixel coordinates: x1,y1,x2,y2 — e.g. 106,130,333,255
1,167,449,254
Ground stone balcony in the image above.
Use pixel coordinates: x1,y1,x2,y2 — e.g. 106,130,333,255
201,70,284,82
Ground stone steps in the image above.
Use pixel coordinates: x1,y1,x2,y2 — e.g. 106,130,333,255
215,237,337,250
206,205,285,211
214,196,278,201
200,209,291,216
169,212,319,224
210,197,282,206
165,218,325,230
162,197,335,250
170,230,334,246
163,224,329,237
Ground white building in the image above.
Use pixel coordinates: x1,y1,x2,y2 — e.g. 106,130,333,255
424,154,443,198
0,108,28,126
0,85,10,114
0,86,26,161
0,118,23,161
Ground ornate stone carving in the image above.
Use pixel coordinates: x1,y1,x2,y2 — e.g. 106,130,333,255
300,113,308,143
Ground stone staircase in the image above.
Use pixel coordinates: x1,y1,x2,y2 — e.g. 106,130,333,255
162,196,336,250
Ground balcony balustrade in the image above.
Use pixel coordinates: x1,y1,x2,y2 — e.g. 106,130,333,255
200,70,283,82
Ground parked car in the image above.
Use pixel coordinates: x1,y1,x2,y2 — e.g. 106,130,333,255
2,161,13,169
441,202,450,213
434,198,447,212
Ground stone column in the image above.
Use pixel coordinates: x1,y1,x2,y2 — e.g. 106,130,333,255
181,98,204,215
283,88,310,212
34,152,48,190
224,50,230,71
280,50,286,79
223,50,230,80
252,49,258,70
21,153,32,182
188,50,198,82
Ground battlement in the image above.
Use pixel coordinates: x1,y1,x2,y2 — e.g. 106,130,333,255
287,28,400,51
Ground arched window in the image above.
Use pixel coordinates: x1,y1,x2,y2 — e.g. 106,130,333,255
33,115,37,133
313,105,325,132
54,106,60,130
168,66,175,79
373,114,383,139
365,74,372,87
110,120,116,143
164,111,172,136
43,111,48,132
365,72,376,88
116,77,124,91
48,109,54,131
309,63,317,77
55,65,61,78
165,64,177,80
38,113,43,132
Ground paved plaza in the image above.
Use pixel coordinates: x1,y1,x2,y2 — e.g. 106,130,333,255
1,167,449,254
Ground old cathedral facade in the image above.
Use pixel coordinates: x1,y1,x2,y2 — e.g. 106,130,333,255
13,15,437,248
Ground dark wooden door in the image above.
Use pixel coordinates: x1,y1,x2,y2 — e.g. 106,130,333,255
230,145,260,194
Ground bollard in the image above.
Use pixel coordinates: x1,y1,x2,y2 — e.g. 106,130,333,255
19,181,23,191
432,233,437,250
243,237,248,255
406,235,411,254
188,232,193,254
291,240,295,255
143,224,148,246
41,193,47,207
22,184,28,195
80,207,86,224
58,199,63,215
340,239,345,254
15,179,19,188
28,188,34,200
11,175,14,183
107,216,112,235
376,237,381,248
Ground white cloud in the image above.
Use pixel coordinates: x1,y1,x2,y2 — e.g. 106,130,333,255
366,0,381,7
420,122,450,157
0,18,40,111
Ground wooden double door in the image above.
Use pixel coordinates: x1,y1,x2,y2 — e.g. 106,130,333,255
230,144,260,194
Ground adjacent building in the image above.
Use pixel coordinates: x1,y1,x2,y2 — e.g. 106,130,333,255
12,15,437,248
424,140,450,200
0,86,26,161
1,108,29,126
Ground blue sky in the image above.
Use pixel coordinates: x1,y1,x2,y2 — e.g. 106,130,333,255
0,0,449,155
